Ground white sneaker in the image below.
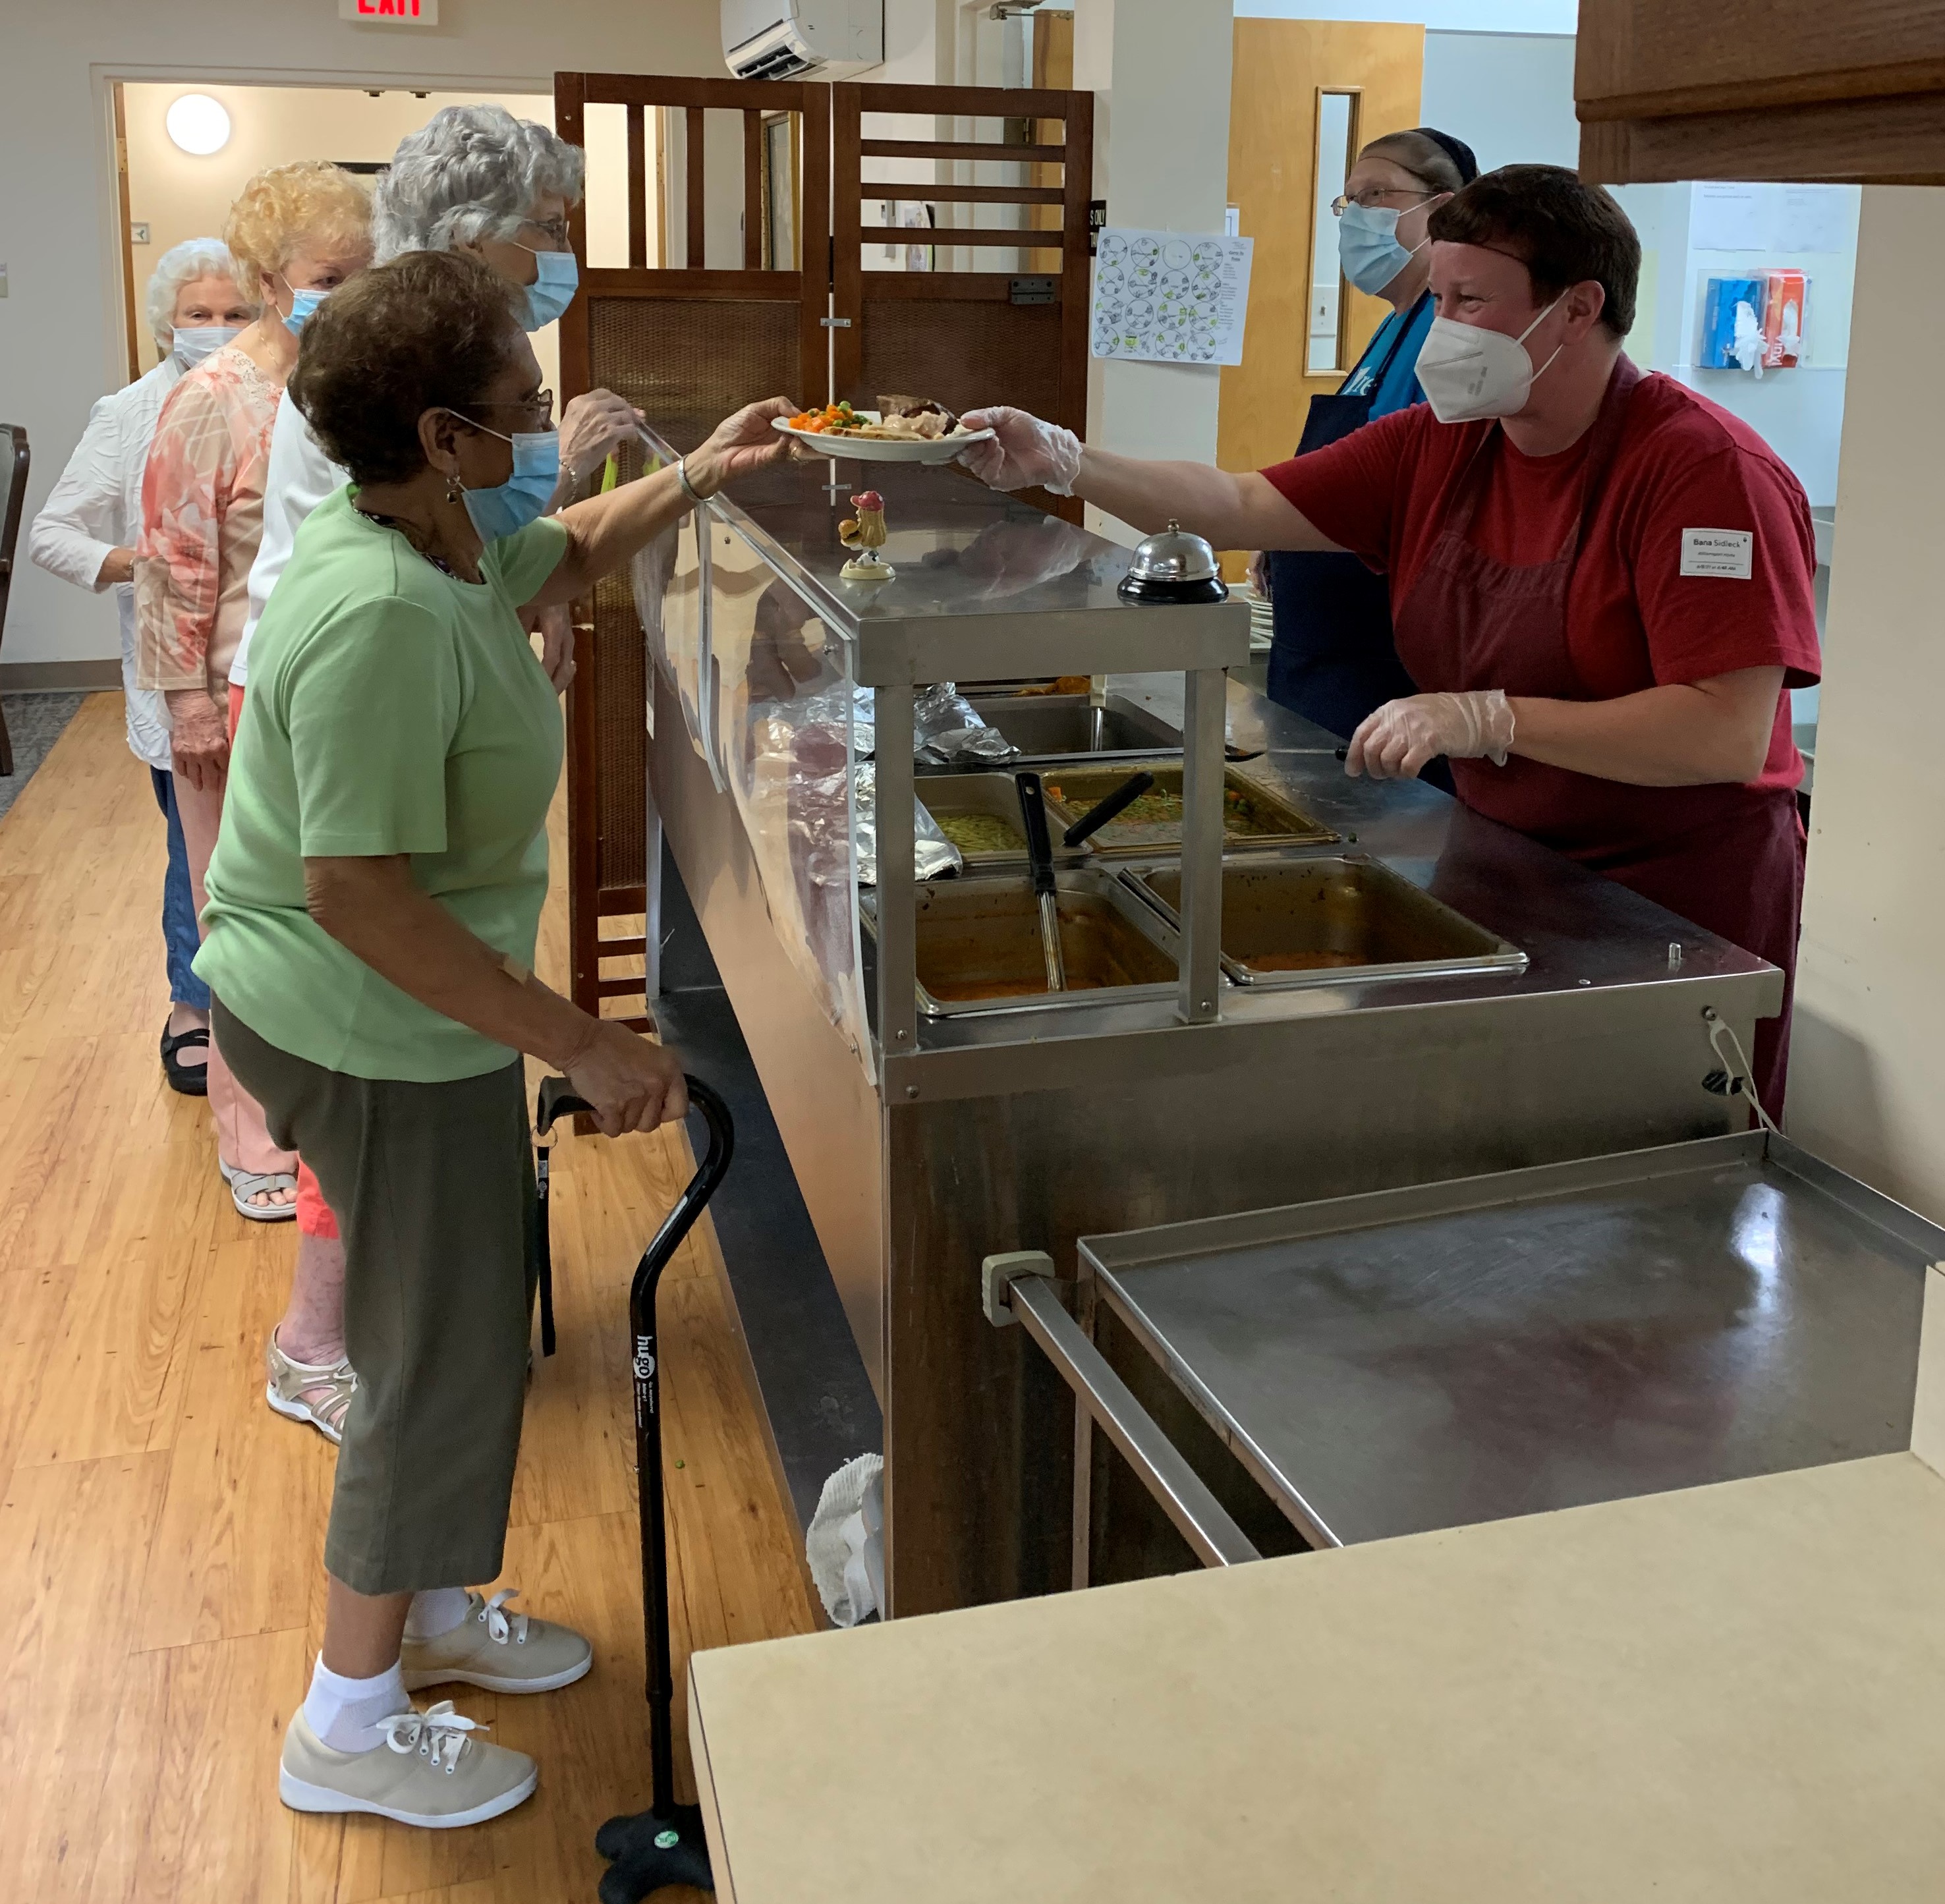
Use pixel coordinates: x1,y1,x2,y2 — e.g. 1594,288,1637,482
278,1702,537,1829
400,1588,593,1694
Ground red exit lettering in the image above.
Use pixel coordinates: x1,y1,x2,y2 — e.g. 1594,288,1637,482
358,0,424,15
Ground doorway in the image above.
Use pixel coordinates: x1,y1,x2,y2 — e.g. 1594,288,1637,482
114,81,566,391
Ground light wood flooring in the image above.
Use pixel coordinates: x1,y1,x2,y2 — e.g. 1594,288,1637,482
0,694,820,1901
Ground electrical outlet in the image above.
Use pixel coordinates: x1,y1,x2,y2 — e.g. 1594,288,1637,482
130,222,151,244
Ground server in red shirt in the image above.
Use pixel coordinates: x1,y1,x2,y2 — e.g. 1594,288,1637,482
961,165,1818,1107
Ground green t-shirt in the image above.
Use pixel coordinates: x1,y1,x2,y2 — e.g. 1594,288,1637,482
197,487,569,1082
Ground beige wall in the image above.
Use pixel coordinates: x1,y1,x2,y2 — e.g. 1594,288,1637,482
6,0,723,669
1786,185,1945,1216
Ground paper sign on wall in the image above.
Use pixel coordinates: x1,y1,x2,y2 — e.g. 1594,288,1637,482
1090,229,1254,368
339,0,439,21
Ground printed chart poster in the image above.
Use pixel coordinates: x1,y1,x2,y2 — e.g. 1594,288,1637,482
1091,229,1254,367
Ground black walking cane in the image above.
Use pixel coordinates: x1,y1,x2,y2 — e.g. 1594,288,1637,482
534,1073,736,1903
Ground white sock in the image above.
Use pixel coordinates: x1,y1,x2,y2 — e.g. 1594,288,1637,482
304,1656,409,1754
404,1586,474,1641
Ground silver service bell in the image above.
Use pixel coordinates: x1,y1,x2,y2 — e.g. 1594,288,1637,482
1117,520,1229,605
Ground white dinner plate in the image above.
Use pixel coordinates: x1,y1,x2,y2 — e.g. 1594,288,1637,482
772,416,994,464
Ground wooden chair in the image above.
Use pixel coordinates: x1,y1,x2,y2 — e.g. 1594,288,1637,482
0,424,28,775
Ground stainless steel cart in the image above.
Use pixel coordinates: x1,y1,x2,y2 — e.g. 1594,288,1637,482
987,1130,1937,1573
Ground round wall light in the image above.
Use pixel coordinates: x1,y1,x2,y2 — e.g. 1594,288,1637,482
165,94,232,157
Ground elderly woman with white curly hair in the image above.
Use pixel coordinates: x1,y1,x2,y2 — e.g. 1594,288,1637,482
29,238,257,1096
241,105,646,1474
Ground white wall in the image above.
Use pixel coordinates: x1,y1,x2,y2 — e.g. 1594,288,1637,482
1075,0,1236,541
1419,30,1577,171
3,0,725,672
1238,0,1575,26
1782,187,1945,1212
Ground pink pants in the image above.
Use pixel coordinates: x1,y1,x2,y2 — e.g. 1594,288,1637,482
173,754,299,1186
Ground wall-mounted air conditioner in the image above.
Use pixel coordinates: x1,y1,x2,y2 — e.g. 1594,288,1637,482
723,0,882,80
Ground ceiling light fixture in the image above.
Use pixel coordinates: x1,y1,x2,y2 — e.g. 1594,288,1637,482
165,93,232,156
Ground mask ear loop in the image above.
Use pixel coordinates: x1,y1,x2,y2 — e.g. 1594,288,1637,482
1517,291,1571,387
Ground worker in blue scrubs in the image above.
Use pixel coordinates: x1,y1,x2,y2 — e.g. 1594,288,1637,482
1261,127,1477,790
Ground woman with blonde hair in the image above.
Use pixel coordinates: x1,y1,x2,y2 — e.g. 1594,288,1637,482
136,160,374,1218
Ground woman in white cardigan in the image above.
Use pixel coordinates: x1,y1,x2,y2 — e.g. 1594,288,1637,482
29,238,256,1093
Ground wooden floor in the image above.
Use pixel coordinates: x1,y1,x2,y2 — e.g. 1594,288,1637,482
0,694,820,1901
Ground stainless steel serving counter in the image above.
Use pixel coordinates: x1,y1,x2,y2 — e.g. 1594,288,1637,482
639,444,1784,1616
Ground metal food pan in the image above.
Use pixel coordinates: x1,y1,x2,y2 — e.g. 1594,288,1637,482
862,867,1181,1018
964,693,1183,761
1039,762,1336,856
1129,856,1527,990
917,773,1092,870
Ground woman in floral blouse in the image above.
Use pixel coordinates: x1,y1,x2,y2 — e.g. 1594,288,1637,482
136,160,372,1218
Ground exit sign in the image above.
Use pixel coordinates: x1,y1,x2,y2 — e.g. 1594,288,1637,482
339,0,439,20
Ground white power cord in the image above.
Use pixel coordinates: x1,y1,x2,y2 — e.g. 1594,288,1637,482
1702,1006,1780,1135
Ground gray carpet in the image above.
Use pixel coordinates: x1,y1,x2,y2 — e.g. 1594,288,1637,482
0,692,88,822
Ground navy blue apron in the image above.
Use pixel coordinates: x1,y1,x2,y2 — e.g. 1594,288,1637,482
1264,294,1453,794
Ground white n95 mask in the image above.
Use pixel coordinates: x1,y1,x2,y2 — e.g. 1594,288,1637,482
1415,293,1566,424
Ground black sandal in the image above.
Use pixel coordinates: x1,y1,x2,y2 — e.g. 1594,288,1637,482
161,1021,211,1097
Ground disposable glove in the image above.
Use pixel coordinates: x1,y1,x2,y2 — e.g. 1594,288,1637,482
956,406,1084,494
1345,689,1515,780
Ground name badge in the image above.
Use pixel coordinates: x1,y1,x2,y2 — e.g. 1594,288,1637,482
1680,527,1755,580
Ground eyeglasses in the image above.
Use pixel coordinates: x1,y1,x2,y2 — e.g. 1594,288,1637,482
465,389,555,426
1331,187,1436,217
515,217,573,250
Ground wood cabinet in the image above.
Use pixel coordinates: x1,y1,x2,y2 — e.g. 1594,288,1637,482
1578,0,1945,184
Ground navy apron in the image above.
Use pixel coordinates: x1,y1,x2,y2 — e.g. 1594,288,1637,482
1264,294,1453,795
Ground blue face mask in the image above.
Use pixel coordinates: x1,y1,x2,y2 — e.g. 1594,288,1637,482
283,285,330,336
453,418,561,542
173,325,242,367
1337,203,1421,298
517,247,578,331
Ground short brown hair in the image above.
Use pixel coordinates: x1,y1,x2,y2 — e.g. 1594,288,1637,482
291,250,524,486
1428,165,1640,339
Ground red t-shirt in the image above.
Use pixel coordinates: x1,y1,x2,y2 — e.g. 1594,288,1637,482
1260,371,1821,797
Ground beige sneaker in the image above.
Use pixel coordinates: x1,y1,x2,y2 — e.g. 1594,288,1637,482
278,1702,537,1829
401,1588,593,1695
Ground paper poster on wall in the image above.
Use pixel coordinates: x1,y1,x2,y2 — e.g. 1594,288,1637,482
1090,228,1254,367
1691,182,1772,252
1777,186,1852,255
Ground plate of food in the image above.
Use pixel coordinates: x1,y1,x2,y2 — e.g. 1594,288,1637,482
774,397,993,464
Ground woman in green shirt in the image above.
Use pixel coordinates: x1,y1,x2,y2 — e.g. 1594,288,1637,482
198,248,795,1828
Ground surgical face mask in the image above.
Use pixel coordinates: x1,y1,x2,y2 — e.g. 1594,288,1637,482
451,417,561,542
1338,204,1421,298
1414,293,1567,424
172,325,243,368
281,280,331,337
516,246,578,331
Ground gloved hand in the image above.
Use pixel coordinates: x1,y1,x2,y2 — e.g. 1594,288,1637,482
956,406,1084,494
1345,689,1515,780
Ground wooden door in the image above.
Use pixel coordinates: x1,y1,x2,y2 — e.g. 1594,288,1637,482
553,72,830,1032
830,81,1094,522
1577,0,1945,184
1216,20,1424,481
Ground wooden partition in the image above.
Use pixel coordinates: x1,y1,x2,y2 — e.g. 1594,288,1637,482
554,72,830,1032
553,72,1096,1028
831,81,1094,523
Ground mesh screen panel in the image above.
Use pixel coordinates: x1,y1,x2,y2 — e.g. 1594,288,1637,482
588,295,802,453
854,297,1065,423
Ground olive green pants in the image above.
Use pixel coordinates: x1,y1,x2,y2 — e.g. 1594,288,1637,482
213,1000,537,1595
